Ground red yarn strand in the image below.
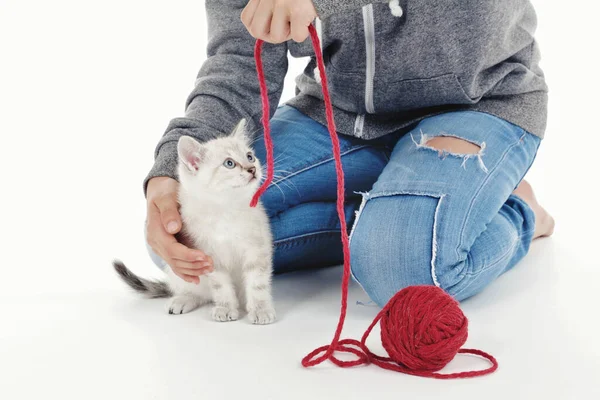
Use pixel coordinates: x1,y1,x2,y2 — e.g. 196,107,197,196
300,25,353,368
251,25,498,379
250,39,274,208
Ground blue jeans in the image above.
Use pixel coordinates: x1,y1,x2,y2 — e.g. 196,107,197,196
149,105,540,306
255,106,540,305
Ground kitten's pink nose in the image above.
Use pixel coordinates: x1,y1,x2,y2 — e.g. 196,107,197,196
247,166,256,176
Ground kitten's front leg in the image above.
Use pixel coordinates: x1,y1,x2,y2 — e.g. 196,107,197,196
244,267,276,325
165,267,210,315
166,294,203,315
207,270,240,322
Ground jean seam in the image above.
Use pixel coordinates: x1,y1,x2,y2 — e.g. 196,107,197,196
272,145,370,185
274,230,341,249
348,191,445,291
465,228,535,278
446,110,529,139
449,228,535,299
456,136,524,260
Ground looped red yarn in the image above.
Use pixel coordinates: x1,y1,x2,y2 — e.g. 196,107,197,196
251,25,498,379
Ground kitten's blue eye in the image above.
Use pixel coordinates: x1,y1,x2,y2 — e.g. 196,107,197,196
223,158,236,169
247,153,255,162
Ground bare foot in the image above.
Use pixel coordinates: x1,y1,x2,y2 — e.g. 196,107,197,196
513,180,555,239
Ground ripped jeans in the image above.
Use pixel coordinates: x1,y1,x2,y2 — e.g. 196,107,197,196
148,105,540,305
254,105,540,305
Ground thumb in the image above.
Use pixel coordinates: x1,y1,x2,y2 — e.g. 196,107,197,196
154,196,182,235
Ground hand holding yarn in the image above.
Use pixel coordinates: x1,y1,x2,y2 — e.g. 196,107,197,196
241,0,318,43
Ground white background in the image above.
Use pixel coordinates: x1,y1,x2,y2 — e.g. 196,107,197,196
1,1,599,399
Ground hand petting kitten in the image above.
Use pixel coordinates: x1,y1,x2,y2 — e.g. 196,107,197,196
115,120,276,324
146,177,213,284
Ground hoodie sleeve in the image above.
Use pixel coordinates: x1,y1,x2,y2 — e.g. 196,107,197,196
312,0,391,19
143,0,288,194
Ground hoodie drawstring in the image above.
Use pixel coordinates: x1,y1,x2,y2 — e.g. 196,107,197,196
314,17,323,84
389,0,403,17
313,2,402,85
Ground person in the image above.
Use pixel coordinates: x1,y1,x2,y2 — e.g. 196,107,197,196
144,0,554,306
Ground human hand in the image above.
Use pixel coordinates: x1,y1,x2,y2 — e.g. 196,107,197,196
146,177,213,284
241,0,317,44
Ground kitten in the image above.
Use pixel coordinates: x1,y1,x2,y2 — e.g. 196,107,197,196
113,119,276,324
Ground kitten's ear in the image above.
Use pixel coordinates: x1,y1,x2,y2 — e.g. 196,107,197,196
231,118,247,141
177,136,205,173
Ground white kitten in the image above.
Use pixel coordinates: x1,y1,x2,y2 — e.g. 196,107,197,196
114,119,276,324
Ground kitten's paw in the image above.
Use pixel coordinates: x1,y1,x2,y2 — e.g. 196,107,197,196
211,306,239,322
248,307,276,325
166,295,200,315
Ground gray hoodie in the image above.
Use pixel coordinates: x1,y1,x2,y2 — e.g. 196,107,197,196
145,0,547,191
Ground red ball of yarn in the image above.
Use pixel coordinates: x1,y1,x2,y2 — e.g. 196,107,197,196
301,285,498,379
350,286,498,378
377,286,468,372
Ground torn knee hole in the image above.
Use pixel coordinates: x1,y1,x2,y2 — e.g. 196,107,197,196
411,131,489,173
424,136,481,155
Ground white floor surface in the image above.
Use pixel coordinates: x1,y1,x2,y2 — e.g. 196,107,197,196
1,1,599,399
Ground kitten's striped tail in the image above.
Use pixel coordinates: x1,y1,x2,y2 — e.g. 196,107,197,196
112,260,172,298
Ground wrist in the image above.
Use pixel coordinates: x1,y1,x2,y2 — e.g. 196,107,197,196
143,141,179,197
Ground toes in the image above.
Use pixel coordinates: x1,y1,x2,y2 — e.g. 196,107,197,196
248,307,276,325
165,296,199,315
168,305,186,314
211,306,239,322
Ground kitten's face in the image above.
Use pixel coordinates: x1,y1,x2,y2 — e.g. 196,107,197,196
177,119,262,197
198,137,262,192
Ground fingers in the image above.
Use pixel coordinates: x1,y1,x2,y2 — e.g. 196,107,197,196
290,17,310,43
241,0,260,28
154,193,182,235
290,3,314,43
148,199,207,261
147,205,209,266
165,241,208,263
171,259,214,275
172,262,213,285
173,270,200,285
241,0,316,43
146,206,214,286
270,5,291,43
175,268,212,281
177,266,212,277
145,176,214,286
172,257,215,284
247,0,273,39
